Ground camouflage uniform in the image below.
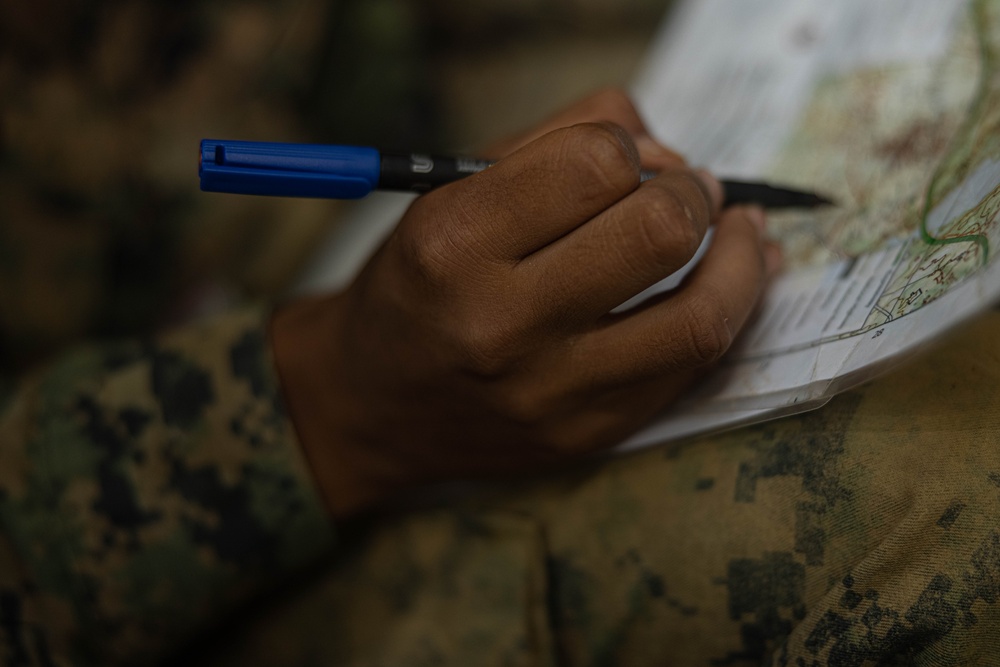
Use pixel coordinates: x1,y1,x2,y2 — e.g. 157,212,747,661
185,314,1000,667
0,2,380,664
5,310,998,667
3,1,1000,666
0,307,334,666
0,0,440,374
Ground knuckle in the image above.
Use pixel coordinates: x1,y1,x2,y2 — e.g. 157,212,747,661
495,389,553,429
632,187,705,265
400,231,451,284
676,294,734,366
397,210,465,284
663,171,713,220
454,319,521,378
561,124,638,191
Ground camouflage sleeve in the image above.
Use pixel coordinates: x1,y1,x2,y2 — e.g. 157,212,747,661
0,306,336,667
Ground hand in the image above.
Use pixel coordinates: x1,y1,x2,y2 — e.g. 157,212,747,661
271,89,779,517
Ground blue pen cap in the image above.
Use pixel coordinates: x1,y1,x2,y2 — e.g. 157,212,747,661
199,139,381,199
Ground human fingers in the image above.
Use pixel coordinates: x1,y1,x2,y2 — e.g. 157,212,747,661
570,205,770,385
534,89,687,170
485,88,686,169
534,368,704,454
518,167,723,326
412,122,642,262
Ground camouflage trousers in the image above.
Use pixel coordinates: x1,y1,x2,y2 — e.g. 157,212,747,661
190,312,1000,667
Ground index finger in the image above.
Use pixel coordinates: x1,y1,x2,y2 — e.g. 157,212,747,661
485,88,686,171
417,122,643,261
515,167,722,328
569,205,770,385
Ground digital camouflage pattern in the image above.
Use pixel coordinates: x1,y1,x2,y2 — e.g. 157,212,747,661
3,0,1000,665
177,313,1000,667
0,0,442,373
3,309,1000,666
0,307,335,666
2,6,350,659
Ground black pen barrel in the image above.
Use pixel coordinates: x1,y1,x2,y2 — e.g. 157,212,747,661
721,180,834,208
379,153,493,193
379,153,833,209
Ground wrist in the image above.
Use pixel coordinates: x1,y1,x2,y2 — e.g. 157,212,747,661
269,293,382,518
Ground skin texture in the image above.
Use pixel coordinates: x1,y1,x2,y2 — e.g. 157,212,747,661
271,89,781,517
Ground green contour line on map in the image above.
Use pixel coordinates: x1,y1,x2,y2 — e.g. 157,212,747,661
918,0,993,264
727,1,1000,365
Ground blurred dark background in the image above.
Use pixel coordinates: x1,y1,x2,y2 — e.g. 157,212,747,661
311,0,674,152
0,0,674,370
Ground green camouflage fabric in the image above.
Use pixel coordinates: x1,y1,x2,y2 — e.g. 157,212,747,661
2,6,351,659
0,0,329,371
0,306,335,666
0,0,441,374
178,313,1000,667
3,312,999,667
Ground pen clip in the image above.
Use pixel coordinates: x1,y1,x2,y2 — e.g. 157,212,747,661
199,139,381,199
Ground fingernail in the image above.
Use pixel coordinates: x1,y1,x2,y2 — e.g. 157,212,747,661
695,169,724,211
744,205,767,234
764,241,783,278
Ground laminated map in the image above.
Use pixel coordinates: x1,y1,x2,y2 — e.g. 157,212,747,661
623,0,1000,448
